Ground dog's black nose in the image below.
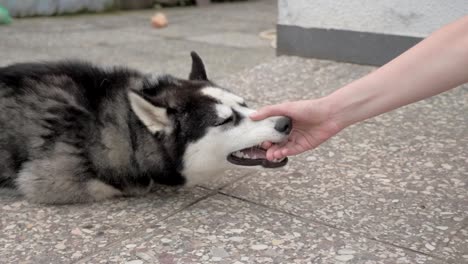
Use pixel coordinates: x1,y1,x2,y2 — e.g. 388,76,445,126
274,117,292,134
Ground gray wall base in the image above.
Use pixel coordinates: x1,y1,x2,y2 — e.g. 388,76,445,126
277,24,423,66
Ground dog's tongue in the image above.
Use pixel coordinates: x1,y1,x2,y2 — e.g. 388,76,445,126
229,146,288,168
238,147,267,159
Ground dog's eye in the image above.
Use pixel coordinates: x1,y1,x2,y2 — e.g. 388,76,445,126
215,116,233,126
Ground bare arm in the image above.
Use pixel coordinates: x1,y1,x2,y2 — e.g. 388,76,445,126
329,15,468,129
251,15,468,160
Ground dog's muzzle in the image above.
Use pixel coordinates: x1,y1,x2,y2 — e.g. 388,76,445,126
227,116,292,168
227,145,288,168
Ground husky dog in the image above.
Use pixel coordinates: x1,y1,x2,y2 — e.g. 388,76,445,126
0,52,292,204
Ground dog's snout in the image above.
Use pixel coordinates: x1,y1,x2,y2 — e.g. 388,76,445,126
274,117,292,134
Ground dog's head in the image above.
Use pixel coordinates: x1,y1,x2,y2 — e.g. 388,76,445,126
129,52,291,185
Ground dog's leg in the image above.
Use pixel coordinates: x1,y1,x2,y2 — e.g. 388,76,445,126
16,149,122,204
0,150,15,187
0,149,23,188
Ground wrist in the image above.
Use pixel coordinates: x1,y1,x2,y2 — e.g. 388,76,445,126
322,80,377,131
311,96,346,135
319,92,348,132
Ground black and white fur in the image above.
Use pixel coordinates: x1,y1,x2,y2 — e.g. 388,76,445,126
0,52,291,204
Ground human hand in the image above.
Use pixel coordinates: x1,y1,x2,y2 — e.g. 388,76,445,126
250,99,342,161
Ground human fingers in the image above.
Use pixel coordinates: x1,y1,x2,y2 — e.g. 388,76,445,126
265,144,281,161
266,143,293,160
249,103,291,121
267,140,309,159
261,141,273,149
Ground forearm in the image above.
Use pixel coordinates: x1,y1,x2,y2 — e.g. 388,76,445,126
327,15,468,129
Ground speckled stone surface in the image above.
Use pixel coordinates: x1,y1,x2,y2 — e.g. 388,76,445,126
222,57,468,262
1,1,467,263
436,219,468,262
0,187,210,263
218,57,375,105
197,170,252,191
78,195,442,264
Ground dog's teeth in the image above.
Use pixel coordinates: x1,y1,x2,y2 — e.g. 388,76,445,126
244,154,251,159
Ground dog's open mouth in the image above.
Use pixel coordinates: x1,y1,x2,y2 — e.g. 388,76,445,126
227,145,288,168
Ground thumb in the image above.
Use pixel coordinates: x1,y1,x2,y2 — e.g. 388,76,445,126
250,103,290,121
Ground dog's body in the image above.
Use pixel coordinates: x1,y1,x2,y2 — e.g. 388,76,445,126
0,52,291,204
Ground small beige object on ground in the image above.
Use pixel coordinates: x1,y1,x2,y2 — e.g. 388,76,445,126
151,12,168,28
259,29,276,48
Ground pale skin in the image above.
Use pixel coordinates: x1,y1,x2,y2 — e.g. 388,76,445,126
250,15,468,161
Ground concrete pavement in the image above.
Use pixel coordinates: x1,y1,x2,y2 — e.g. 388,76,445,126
1,1,467,263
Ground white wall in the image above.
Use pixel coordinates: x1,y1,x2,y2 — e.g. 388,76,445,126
278,0,468,37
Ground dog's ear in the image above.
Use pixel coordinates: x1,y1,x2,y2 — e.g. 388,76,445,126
128,91,171,134
189,51,208,81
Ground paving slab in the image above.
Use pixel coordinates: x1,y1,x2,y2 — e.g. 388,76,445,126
218,56,375,104
0,33,273,81
198,170,252,191
437,221,468,263
1,1,467,263
78,194,441,264
0,1,276,80
0,187,210,263
218,56,468,262
0,0,275,34
187,32,269,48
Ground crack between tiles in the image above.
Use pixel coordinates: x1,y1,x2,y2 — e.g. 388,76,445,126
74,187,217,264
442,222,466,247
439,220,468,264
197,171,256,192
219,192,447,262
